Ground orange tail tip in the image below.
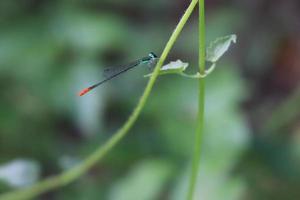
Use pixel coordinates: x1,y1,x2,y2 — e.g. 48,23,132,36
78,87,91,96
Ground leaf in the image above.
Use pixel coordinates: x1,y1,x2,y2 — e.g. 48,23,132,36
144,60,188,77
206,34,237,63
0,159,40,188
145,34,237,79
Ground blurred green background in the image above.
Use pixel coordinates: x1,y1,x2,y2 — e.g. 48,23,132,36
0,0,300,199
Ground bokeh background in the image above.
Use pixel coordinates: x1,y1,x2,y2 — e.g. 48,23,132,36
0,0,300,199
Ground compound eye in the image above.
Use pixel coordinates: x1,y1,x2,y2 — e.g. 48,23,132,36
149,52,157,59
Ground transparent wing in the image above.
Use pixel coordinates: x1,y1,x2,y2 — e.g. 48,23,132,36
102,60,141,79
78,54,157,96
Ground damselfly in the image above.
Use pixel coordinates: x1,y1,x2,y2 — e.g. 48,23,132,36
78,52,158,96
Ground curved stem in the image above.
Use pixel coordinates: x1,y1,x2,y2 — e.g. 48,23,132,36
187,0,206,199
0,1,199,200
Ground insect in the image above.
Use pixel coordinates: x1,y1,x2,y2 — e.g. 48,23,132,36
78,52,158,96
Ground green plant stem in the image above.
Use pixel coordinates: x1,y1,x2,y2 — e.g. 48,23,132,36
0,1,198,200
187,0,205,199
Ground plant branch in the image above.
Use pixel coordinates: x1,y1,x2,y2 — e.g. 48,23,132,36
0,1,199,199
187,0,206,199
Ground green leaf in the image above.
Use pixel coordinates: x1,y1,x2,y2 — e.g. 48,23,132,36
144,60,189,77
206,34,237,63
145,34,237,79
